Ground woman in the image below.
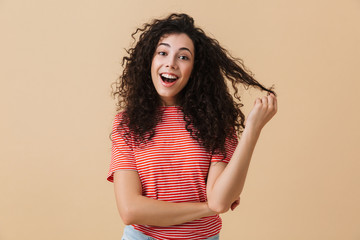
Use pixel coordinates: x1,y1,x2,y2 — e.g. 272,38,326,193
107,13,277,240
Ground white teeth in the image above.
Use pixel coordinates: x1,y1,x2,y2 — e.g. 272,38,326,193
160,73,178,79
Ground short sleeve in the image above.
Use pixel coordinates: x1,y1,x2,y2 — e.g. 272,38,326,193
107,113,137,183
210,131,238,164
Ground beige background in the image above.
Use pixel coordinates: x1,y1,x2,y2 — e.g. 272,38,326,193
1,0,359,239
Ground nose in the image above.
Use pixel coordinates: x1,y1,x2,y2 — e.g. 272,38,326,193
165,56,177,69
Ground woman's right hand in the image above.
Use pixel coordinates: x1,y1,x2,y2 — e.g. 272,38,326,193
245,93,278,132
230,197,240,211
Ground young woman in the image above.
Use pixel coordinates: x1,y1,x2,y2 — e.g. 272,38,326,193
107,13,277,240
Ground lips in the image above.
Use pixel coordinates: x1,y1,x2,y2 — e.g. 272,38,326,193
159,72,179,87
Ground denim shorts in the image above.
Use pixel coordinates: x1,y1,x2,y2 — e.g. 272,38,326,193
122,225,220,240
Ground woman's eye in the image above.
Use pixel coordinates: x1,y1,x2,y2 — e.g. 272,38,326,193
179,55,189,60
158,51,166,56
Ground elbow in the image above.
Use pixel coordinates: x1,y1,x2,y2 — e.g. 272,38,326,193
121,215,134,226
208,200,230,214
119,206,137,225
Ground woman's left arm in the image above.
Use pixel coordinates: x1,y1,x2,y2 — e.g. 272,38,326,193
206,93,277,214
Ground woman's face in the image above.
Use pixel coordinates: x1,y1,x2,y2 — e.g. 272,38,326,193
151,33,195,106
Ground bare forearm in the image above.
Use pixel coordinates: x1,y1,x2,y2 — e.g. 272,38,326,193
120,196,216,226
114,171,217,227
208,126,261,210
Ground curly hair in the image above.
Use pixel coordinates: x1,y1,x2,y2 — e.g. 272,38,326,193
111,13,276,157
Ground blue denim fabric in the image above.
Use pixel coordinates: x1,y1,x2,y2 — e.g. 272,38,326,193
121,225,220,240
122,225,156,240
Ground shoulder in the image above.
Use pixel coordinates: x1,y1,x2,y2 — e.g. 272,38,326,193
114,111,126,123
112,111,131,137
112,111,129,128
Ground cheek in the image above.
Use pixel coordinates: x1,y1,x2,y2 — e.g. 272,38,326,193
184,65,193,78
181,67,193,87
151,60,158,77
151,56,159,70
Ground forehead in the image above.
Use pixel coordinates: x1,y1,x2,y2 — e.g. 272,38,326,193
157,33,194,52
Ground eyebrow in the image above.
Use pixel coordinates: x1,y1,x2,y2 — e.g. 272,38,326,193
158,43,193,56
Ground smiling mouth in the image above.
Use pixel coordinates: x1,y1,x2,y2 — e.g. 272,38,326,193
160,73,178,83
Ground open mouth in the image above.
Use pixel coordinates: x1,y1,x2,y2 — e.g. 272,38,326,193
160,73,178,83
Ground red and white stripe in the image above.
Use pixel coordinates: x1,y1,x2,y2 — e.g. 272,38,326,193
107,106,237,240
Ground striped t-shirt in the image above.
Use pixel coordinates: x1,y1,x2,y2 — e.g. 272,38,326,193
107,106,238,240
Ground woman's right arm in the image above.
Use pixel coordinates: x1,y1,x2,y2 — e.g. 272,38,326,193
113,170,216,227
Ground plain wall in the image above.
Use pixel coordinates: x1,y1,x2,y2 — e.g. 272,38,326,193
1,0,359,239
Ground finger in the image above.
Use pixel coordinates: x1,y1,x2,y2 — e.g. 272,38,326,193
261,96,268,106
254,97,261,106
268,93,274,109
230,201,236,210
231,198,240,210
272,94,278,112
231,201,240,211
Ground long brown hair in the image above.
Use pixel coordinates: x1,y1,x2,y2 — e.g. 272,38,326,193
111,13,276,157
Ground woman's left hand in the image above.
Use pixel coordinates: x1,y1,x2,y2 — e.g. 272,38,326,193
245,92,278,132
